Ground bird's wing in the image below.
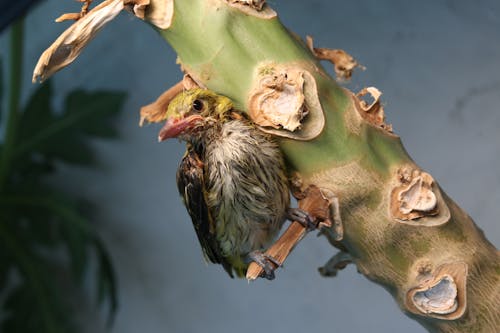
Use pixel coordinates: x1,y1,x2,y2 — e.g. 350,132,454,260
176,147,234,277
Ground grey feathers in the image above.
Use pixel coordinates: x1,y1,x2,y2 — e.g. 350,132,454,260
204,121,289,257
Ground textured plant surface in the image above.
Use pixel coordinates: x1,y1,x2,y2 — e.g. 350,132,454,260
31,1,500,332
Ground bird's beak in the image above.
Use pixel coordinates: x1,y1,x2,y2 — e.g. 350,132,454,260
158,115,203,142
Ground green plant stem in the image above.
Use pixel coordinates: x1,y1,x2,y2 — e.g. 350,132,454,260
151,2,499,332
0,18,24,191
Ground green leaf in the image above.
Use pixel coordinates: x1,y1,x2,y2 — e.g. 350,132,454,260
0,191,94,284
44,135,95,165
59,216,89,283
2,285,36,332
14,89,126,166
0,223,68,333
17,81,54,144
94,238,118,325
11,193,66,249
0,57,3,123
10,159,55,186
0,242,11,292
65,90,126,138
1,82,125,332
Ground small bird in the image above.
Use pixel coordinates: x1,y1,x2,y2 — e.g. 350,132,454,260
159,88,311,279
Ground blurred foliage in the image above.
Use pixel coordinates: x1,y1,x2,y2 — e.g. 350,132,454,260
0,48,125,332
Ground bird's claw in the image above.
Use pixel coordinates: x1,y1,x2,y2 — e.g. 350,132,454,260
248,251,281,280
287,207,316,231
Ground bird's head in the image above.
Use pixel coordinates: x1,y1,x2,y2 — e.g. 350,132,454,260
158,88,234,142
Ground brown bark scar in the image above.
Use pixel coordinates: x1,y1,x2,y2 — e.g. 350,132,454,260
389,166,451,226
354,87,393,133
406,261,468,320
224,0,277,18
228,0,265,11
248,62,325,140
250,67,307,131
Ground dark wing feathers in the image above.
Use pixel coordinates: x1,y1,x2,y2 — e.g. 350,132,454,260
176,147,234,277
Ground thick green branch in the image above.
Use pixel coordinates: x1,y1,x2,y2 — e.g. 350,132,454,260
153,1,499,332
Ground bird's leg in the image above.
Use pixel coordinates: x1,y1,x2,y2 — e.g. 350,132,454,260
286,207,316,231
247,185,334,280
246,251,281,280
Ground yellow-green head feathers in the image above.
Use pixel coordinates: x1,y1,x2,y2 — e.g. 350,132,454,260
158,89,236,141
166,88,234,122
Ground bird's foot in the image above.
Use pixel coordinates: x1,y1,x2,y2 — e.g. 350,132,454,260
286,207,316,231
247,251,281,280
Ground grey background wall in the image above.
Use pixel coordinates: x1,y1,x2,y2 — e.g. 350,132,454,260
1,1,499,332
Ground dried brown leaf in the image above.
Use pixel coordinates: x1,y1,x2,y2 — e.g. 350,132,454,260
124,0,173,29
139,82,184,126
33,0,125,83
55,13,84,23
139,75,201,126
124,0,150,19
306,35,364,80
55,0,94,22
33,0,174,83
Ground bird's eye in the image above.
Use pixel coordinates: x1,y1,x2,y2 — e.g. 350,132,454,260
192,99,204,112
